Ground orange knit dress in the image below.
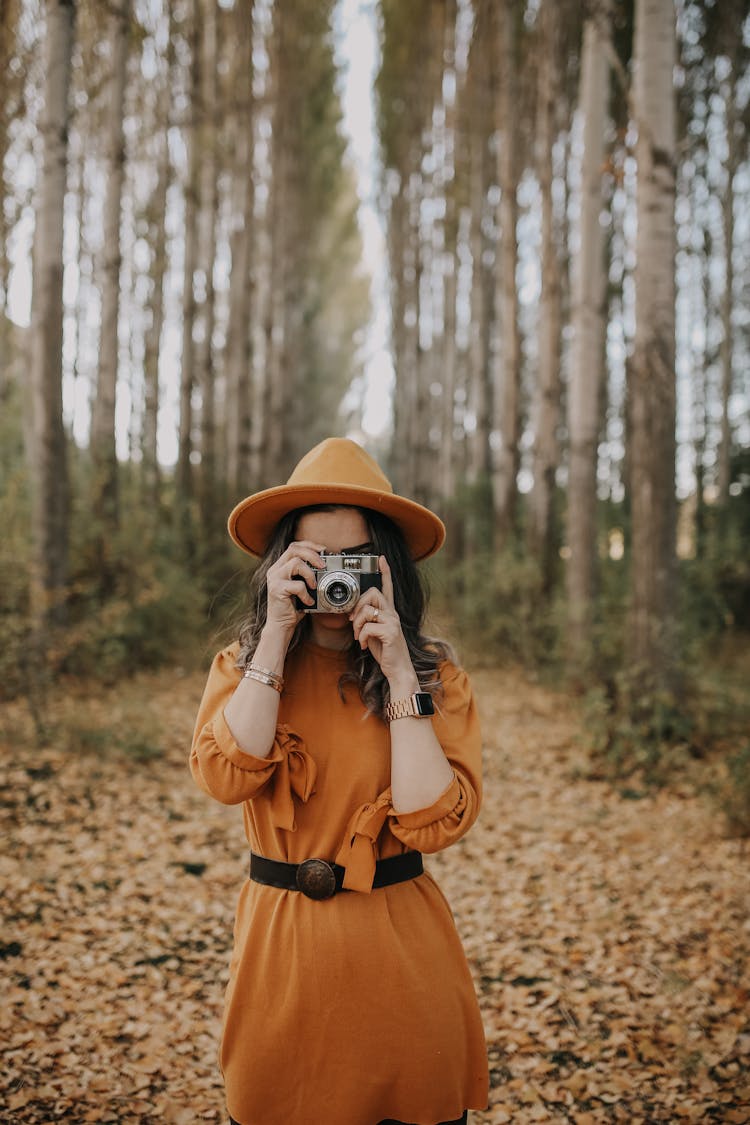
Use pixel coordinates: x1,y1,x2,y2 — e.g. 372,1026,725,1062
190,639,489,1125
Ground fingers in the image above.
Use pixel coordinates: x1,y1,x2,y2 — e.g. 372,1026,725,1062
279,541,326,571
273,578,314,608
349,593,385,634
267,541,325,612
350,588,396,651
378,554,395,605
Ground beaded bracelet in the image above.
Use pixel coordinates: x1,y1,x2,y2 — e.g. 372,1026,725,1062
243,665,284,693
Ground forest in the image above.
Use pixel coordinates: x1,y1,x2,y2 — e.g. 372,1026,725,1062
1,0,750,1121
1,0,749,750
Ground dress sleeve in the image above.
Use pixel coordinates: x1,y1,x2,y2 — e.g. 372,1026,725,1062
389,661,483,854
335,662,484,892
189,647,316,822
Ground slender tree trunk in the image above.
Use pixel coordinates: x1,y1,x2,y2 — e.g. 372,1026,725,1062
693,225,710,559
28,0,75,623
412,166,432,507
91,0,129,540
196,0,219,537
0,2,19,399
467,107,489,483
467,7,491,496
529,0,563,592
266,0,304,481
176,0,200,525
439,3,459,507
403,165,421,499
491,0,521,547
567,12,609,664
628,0,678,681
716,67,737,514
141,8,173,510
225,2,256,498
389,187,410,492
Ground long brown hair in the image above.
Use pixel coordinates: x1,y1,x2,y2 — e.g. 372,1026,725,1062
236,505,453,717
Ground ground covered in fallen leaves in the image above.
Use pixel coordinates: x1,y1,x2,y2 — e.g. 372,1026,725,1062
1,664,748,1123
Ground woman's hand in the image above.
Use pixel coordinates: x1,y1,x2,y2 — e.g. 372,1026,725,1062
349,556,418,690
264,541,325,636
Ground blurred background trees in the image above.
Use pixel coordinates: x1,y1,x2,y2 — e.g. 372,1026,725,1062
1,0,748,772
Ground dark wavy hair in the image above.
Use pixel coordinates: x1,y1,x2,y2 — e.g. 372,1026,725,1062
236,505,453,718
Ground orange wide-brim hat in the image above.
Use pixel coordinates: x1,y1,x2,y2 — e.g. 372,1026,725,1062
228,437,446,561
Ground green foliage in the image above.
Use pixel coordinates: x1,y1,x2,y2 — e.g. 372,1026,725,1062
0,445,33,700
711,744,750,838
581,668,695,783
680,552,750,636
430,543,562,670
58,712,164,763
0,449,227,701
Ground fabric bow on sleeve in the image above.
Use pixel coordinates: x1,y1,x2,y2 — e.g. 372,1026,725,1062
269,726,317,831
335,789,394,893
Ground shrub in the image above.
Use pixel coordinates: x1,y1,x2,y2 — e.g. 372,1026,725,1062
429,546,561,669
581,666,695,782
713,744,750,838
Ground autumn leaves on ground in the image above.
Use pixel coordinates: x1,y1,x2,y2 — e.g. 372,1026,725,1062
2,665,748,1125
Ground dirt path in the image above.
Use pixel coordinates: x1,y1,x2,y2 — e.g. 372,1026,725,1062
1,666,748,1123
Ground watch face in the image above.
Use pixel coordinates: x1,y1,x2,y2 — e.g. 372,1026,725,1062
414,692,435,716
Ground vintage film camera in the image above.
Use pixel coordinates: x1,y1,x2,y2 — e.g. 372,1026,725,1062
298,552,382,613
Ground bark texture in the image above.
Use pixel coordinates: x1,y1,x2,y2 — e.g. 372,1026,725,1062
567,12,609,662
628,0,678,678
28,0,75,621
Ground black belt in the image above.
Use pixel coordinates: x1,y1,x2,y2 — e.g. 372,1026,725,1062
250,851,423,901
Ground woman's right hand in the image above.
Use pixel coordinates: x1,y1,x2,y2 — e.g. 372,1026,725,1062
264,541,326,635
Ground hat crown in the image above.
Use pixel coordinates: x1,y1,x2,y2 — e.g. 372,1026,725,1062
287,438,394,495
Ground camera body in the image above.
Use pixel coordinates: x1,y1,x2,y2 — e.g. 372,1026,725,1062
298,552,382,613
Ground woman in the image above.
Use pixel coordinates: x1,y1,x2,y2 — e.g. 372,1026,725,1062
191,437,489,1125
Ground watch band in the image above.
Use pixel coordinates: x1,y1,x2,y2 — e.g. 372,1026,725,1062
384,692,435,722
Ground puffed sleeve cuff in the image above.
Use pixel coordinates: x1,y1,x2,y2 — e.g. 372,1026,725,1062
391,773,461,830
191,711,316,823
390,772,477,854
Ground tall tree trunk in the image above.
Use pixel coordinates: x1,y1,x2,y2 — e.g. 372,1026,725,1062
91,0,129,541
566,11,609,665
28,0,75,623
411,163,432,507
141,6,173,511
411,0,445,509
529,0,563,592
389,187,411,493
225,1,256,499
439,1,459,507
0,1,20,399
176,0,200,527
466,4,490,486
628,0,677,681
716,65,737,515
266,0,305,481
693,225,711,559
491,0,521,547
196,0,219,539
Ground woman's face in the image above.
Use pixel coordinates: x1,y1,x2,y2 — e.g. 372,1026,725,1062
294,508,374,646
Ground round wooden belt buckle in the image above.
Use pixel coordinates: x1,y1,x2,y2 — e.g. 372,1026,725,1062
296,858,337,900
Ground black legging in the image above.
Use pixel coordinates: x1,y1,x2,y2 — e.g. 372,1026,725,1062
230,1115,468,1125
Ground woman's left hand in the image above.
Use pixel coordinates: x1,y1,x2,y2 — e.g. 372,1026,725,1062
349,556,416,686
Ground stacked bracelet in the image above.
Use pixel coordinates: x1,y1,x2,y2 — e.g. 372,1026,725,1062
242,665,284,693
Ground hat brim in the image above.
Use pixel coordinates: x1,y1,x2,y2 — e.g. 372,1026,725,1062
228,483,446,561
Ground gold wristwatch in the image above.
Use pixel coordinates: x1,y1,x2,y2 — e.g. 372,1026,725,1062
384,692,435,722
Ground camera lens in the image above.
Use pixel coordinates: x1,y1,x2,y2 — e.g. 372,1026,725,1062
326,581,350,606
318,570,358,612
